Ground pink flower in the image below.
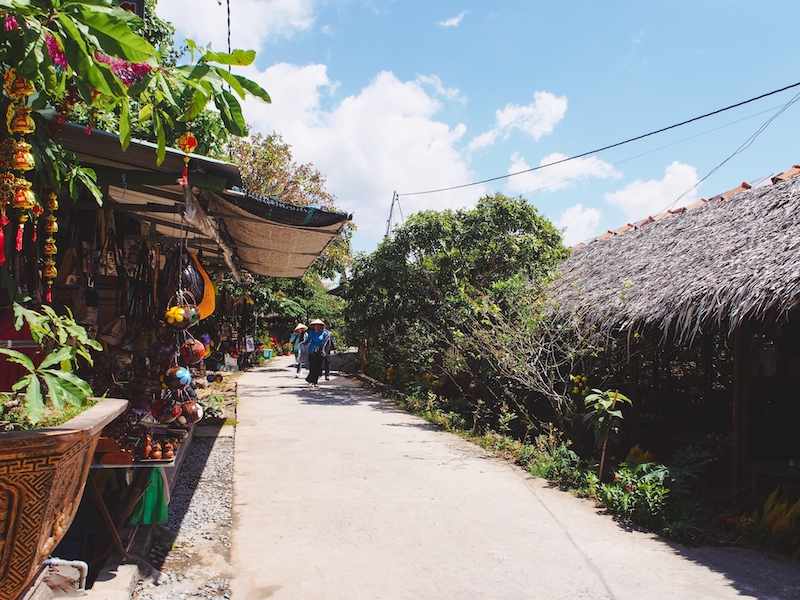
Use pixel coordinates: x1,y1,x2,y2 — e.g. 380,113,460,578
3,13,19,32
45,34,67,72
94,52,152,87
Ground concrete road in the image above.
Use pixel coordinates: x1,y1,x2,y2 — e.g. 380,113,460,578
231,357,800,599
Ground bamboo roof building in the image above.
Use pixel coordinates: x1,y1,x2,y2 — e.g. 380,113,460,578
548,165,800,501
550,166,800,344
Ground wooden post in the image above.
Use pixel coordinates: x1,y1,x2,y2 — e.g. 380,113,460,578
629,351,641,444
731,326,749,498
702,334,714,405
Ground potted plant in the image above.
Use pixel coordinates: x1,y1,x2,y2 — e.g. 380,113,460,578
0,303,127,598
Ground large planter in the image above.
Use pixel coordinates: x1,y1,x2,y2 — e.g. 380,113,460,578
0,398,128,600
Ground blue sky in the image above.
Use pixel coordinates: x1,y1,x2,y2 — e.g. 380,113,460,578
157,0,800,252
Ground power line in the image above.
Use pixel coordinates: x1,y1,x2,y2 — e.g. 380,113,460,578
398,80,800,197
514,102,786,199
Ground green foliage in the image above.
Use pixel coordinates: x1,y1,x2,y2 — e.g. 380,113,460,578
0,303,101,424
593,445,714,538
0,0,270,204
345,194,568,431
525,431,585,489
583,389,631,450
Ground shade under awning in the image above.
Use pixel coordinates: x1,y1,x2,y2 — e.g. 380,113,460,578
208,191,350,278
58,122,352,279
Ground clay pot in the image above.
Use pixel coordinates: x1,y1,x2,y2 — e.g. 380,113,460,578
161,366,192,389
179,338,206,366
181,400,204,424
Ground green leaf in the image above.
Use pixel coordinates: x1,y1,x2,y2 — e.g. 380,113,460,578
232,74,271,103
0,348,35,372
39,346,74,369
119,100,131,150
138,103,152,123
18,24,45,79
216,67,246,99
154,110,166,165
11,374,31,393
41,373,64,412
41,369,92,405
214,90,247,136
56,14,114,96
203,49,256,66
23,376,45,424
185,87,209,120
74,6,156,62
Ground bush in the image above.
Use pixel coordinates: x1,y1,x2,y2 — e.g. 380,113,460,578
592,446,714,537
526,431,585,489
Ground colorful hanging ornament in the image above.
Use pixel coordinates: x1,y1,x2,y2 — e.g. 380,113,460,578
176,130,197,186
6,101,34,135
11,140,34,172
3,69,34,100
11,177,36,251
41,193,58,300
44,213,58,234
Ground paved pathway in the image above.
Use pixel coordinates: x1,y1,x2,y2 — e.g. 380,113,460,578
231,357,800,599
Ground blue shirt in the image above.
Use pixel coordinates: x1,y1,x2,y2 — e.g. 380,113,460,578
307,330,329,354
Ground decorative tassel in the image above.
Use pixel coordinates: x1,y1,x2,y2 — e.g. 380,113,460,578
15,220,23,251
179,155,189,186
0,213,7,266
45,285,52,303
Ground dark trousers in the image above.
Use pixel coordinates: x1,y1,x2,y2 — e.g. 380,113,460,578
323,354,331,377
306,353,323,384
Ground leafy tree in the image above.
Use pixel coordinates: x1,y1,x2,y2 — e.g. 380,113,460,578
228,132,336,208
344,194,569,431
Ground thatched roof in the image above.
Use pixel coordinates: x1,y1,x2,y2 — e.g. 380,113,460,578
549,169,800,343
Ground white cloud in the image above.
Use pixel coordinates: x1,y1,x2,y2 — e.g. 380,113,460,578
604,161,700,221
156,0,315,51
555,204,602,246
469,91,567,151
240,65,480,251
416,75,463,101
505,152,620,194
439,11,467,27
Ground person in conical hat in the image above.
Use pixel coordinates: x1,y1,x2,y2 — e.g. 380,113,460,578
289,323,308,377
304,319,330,387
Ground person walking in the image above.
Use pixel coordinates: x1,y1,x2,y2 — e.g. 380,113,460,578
322,326,336,380
289,323,308,378
304,319,330,388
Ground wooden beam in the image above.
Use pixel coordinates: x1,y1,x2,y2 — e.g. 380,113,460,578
732,326,749,502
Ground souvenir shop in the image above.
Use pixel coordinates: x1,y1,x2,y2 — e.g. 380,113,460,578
0,123,351,595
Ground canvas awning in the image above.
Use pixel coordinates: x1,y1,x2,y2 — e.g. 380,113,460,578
56,123,351,278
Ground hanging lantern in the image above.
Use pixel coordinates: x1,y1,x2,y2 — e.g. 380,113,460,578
176,130,197,186
45,193,58,212
43,257,57,280
6,102,34,135
41,191,59,301
45,192,58,212
11,140,34,172
11,178,36,252
3,69,34,100
43,235,56,256
44,213,58,233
